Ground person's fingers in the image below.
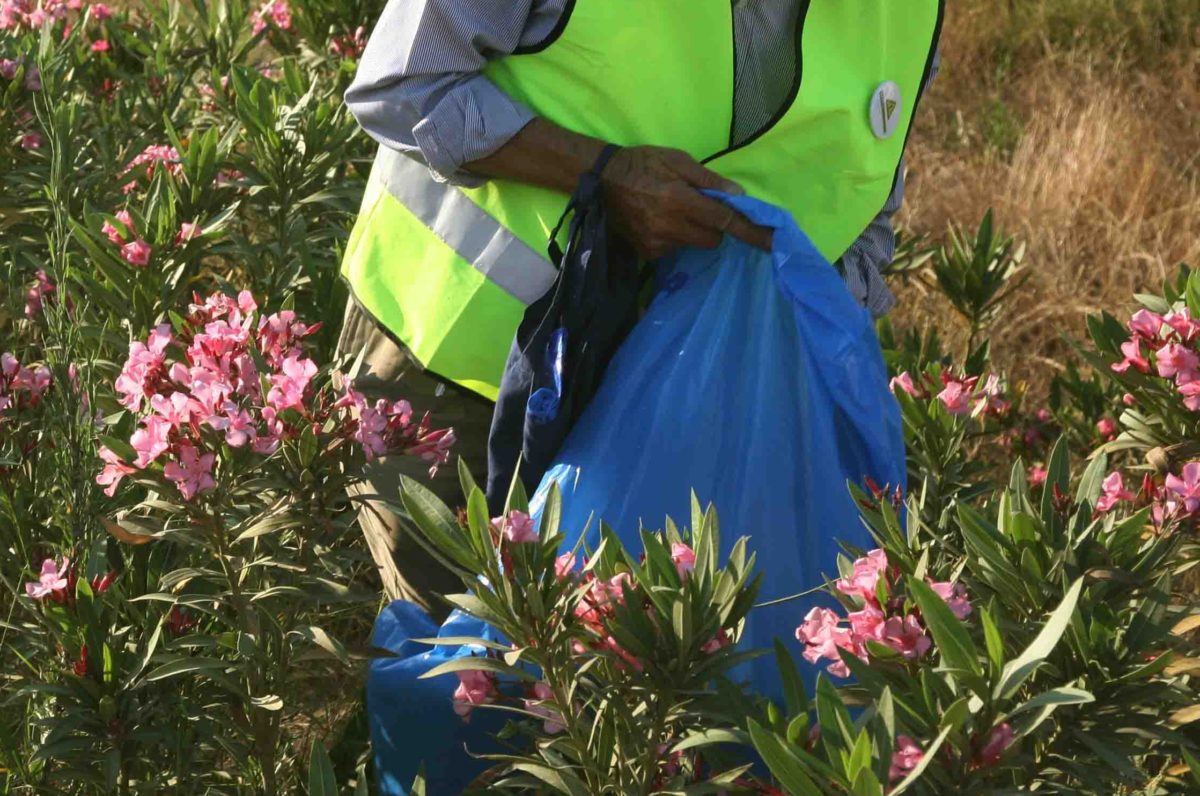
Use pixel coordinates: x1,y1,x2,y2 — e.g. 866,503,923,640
665,149,744,195
724,214,774,251
672,221,723,251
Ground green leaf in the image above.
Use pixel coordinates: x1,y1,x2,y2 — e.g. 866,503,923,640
308,741,336,796
995,578,1083,699
907,577,982,677
775,639,808,717
399,476,475,570
419,656,534,682
981,605,1004,674
747,720,824,796
1007,685,1094,718
1076,451,1109,507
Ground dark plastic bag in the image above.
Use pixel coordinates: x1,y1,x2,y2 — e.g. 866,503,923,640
485,145,641,515
530,193,907,700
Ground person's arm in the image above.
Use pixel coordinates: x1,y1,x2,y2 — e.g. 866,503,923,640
347,0,769,259
840,48,942,317
469,119,773,259
345,0,558,185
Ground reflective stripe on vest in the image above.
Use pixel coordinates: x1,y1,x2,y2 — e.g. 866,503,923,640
373,147,557,306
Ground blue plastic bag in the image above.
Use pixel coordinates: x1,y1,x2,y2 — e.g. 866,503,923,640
367,602,507,795
530,194,906,700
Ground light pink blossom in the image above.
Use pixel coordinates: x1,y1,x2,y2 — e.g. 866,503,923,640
266,354,316,411
163,442,215,500
1129,309,1164,341
834,549,888,607
889,735,924,782
175,222,202,245
1027,466,1048,487
670,542,696,580
95,446,136,496
978,723,1015,768
890,371,921,397
879,614,931,660
1096,471,1136,513
120,239,152,267
1156,343,1199,381
1095,417,1118,440
1112,339,1150,374
451,668,497,722
523,681,565,734
1165,462,1200,514
928,580,972,620
25,557,70,600
130,415,172,468
493,510,537,544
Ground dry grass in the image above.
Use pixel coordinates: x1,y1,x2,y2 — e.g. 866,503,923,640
896,0,1200,396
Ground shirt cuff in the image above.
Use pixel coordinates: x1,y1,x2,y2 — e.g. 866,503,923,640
411,75,536,186
839,246,897,319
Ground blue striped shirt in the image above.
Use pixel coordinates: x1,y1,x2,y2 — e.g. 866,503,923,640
346,0,939,317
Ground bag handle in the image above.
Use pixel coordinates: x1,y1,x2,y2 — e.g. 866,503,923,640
547,143,622,265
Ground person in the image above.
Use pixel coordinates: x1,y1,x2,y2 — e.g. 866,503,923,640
338,0,942,619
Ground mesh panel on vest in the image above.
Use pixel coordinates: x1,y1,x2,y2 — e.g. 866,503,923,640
731,0,804,147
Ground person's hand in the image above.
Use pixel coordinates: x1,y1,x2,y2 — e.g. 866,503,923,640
600,146,773,260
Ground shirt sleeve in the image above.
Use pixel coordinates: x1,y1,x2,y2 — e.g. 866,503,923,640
839,47,941,317
344,0,564,186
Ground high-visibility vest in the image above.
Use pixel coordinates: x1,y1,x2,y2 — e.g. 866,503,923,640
341,0,943,401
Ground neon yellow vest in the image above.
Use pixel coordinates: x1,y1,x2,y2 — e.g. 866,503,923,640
342,0,943,400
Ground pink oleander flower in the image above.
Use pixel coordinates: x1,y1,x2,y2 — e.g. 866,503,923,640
1156,343,1199,381
937,373,978,415
20,131,41,150
90,38,108,52
889,735,924,783
266,354,316,411
889,371,921,397
523,681,565,734
1112,339,1150,374
0,58,18,79
700,628,732,654
1180,378,1200,412
24,269,55,318
329,25,367,59
972,373,1010,418
25,557,70,600
928,579,972,620
115,325,171,410
1165,462,1200,514
795,607,856,678
671,542,696,580
880,614,931,660
175,221,202,245
121,144,182,180
163,442,216,501
95,445,136,496
554,552,577,579
207,403,257,447
1164,309,1200,343
1095,416,1118,440
835,549,888,607
493,510,537,544
151,390,201,429
1028,466,1048,487
1096,471,1136,513
1123,392,1137,406
251,0,291,34
452,668,497,722
120,239,151,267
92,3,112,19
1129,309,1164,341
977,723,1015,768
130,414,172,468
847,605,885,644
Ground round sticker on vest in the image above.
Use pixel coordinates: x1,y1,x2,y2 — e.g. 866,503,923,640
869,81,903,140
